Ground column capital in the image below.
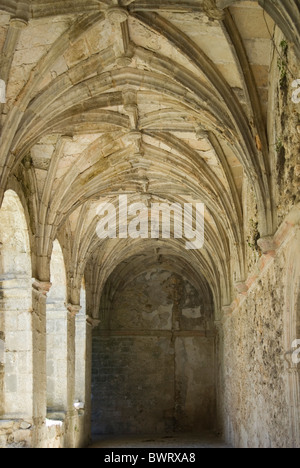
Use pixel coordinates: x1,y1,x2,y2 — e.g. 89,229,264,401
10,18,28,29
66,303,81,317
86,316,101,329
287,366,300,375
32,279,52,296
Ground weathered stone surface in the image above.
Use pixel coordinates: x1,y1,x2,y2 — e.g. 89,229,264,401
0,420,14,430
92,267,215,435
0,0,299,449
20,422,31,430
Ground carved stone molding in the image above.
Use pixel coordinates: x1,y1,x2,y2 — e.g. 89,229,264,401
257,236,276,255
222,304,233,315
116,56,133,67
86,316,101,329
214,319,223,329
66,303,81,318
10,18,28,29
202,0,225,21
126,130,142,142
196,127,209,141
107,7,129,24
32,279,52,296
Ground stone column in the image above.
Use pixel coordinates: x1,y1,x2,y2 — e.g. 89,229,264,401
65,303,81,448
67,304,81,411
75,311,87,404
0,275,33,420
85,317,100,445
214,318,224,437
287,365,300,447
74,307,88,447
220,304,233,444
32,279,51,447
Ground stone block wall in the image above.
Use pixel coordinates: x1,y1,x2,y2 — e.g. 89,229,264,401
219,40,300,448
92,268,216,435
222,215,300,448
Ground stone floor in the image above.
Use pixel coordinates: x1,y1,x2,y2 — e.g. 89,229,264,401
89,432,231,448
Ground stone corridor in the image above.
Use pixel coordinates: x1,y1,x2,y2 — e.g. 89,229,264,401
0,0,299,449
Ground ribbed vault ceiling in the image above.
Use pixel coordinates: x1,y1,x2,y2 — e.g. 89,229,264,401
1,0,297,315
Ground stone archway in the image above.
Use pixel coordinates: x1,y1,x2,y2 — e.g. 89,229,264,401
0,189,33,420
91,258,216,437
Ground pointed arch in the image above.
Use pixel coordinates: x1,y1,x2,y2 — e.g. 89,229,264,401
0,189,33,419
